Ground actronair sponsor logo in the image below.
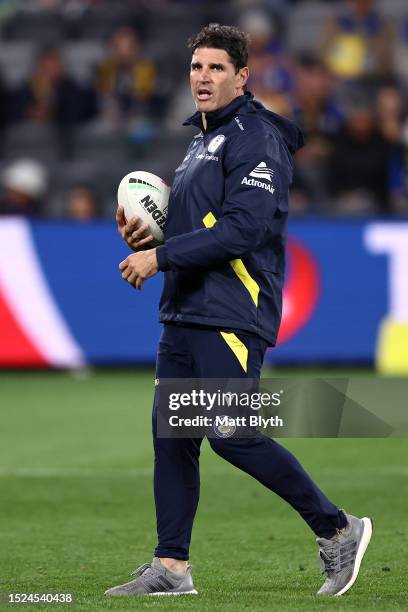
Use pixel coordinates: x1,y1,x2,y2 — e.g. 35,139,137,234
249,161,274,182
241,176,275,194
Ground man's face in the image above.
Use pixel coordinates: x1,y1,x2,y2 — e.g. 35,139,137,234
190,47,248,113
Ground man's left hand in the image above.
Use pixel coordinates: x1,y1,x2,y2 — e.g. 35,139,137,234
119,249,159,290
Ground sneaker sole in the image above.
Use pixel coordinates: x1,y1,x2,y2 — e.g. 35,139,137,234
335,517,373,597
148,589,198,596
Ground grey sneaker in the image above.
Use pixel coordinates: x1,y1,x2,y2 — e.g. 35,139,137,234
317,513,373,596
104,557,198,597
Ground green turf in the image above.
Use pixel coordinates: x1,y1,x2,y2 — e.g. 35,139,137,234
0,369,407,611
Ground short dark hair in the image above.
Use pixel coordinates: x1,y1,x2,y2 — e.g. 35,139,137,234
188,23,250,73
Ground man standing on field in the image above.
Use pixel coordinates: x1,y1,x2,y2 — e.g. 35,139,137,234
106,23,372,597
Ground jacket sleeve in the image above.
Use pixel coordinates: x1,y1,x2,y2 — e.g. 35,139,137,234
156,131,290,272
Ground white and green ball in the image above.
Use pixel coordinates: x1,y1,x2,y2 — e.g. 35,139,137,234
117,171,170,245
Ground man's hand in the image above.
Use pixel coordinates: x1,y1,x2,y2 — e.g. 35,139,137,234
116,205,155,252
119,249,159,290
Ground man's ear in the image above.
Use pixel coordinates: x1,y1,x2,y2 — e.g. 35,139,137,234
237,66,249,92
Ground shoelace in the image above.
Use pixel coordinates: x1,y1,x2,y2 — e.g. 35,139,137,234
131,563,151,578
319,546,339,574
130,562,167,589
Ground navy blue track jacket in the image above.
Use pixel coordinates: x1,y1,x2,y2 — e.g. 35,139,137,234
156,92,304,346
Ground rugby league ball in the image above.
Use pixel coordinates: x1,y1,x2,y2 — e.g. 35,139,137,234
117,171,170,245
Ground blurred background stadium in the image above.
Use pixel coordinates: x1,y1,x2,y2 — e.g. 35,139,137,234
1,2,407,607
0,0,407,371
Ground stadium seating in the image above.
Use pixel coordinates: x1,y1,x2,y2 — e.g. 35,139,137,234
0,1,406,218
1,9,65,42
3,123,60,164
61,41,105,84
0,42,34,86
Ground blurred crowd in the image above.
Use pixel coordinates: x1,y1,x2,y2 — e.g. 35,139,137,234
0,0,407,219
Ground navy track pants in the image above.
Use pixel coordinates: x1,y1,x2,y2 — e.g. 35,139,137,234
152,324,346,560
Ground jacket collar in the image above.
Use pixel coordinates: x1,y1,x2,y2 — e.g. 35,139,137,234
183,91,255,132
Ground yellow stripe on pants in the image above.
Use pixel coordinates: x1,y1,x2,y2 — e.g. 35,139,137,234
202,212,260,307
220,332,248,373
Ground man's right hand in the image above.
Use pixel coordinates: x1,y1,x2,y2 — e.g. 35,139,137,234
116,205,155,252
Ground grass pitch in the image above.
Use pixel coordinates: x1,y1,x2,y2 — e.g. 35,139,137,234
0,369,407,611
